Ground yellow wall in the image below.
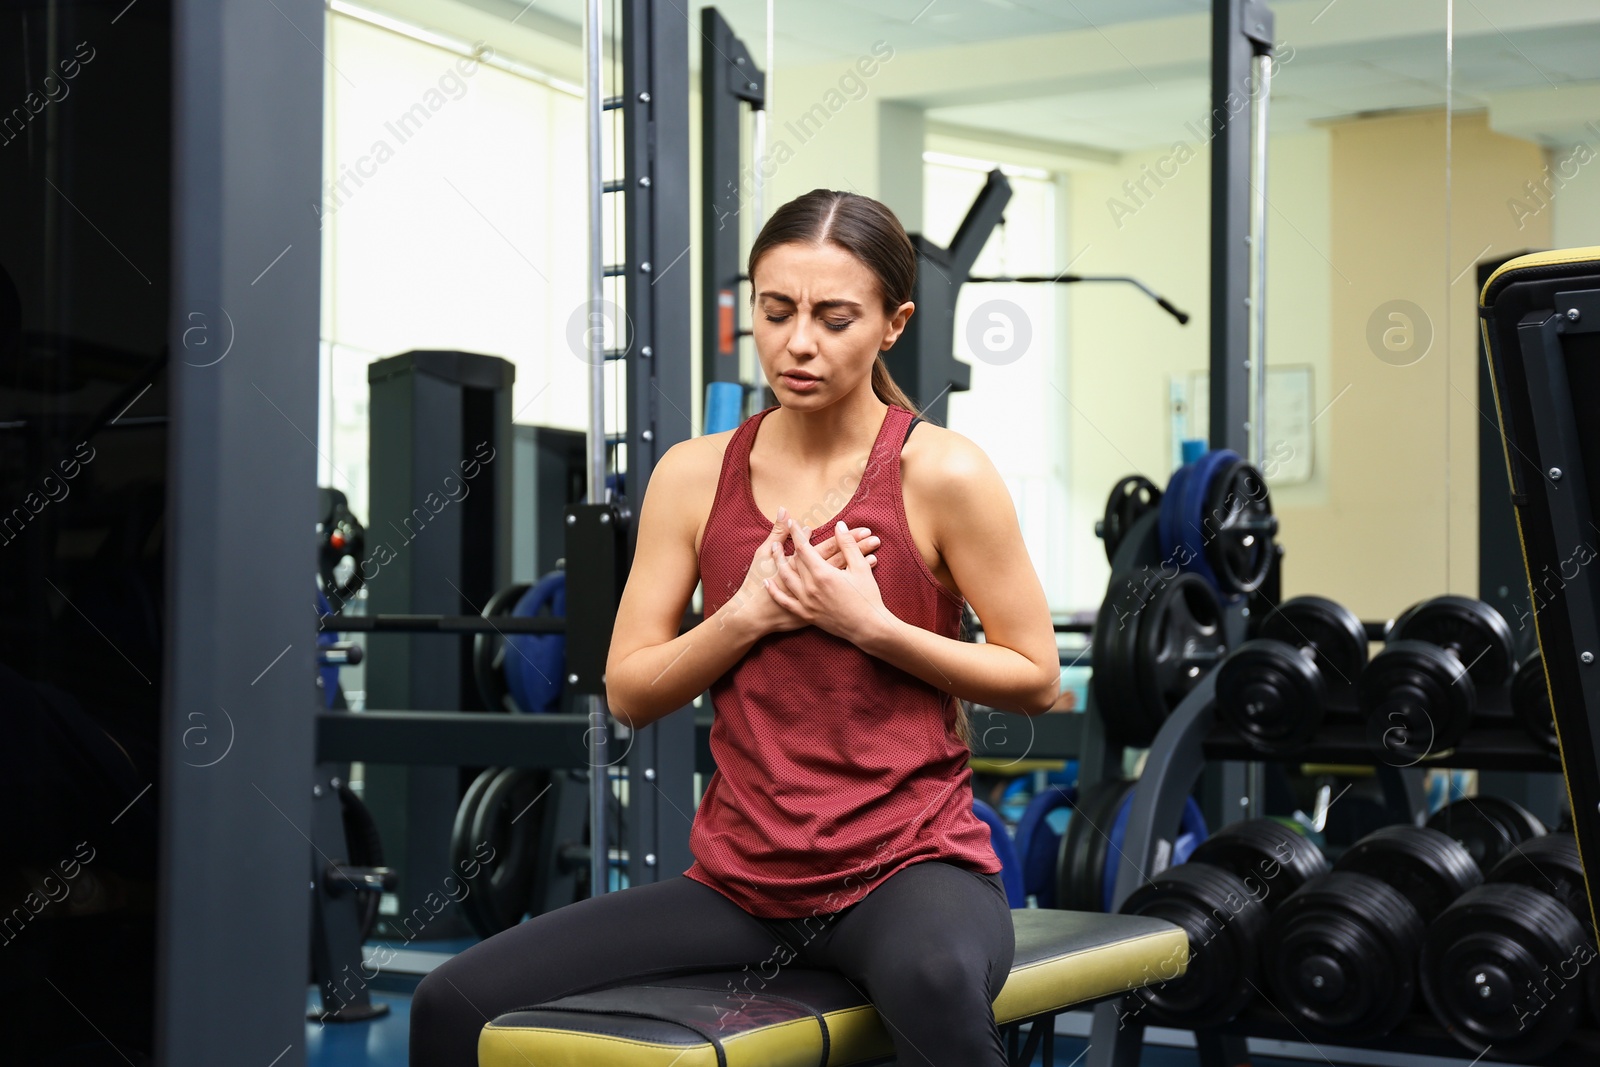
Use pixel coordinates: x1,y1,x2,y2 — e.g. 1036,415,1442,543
1279,110,1550,620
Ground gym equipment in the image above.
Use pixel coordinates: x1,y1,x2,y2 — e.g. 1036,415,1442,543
1360,596,1514,762
451,768,550,938
1119,863,1267,1027
336,781,386,946
972,799,1026,908
1013,786,1076,909
1185,817,1329,909
472,572,568,714
1427,795,1547,872
1422,883,1590,1061
1261,825,1480,1040
1158,449,1277,597
317,486,367,599
1487,832,1593,934
477,909,1189,1067
1057,780,1207,913
1512,650,1560,753
1096,475,1162,565
1215,596,1367,753
1092,572,1227,748
308,768,397,1022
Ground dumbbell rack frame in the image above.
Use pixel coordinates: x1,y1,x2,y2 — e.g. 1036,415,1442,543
1089,622,1577,1066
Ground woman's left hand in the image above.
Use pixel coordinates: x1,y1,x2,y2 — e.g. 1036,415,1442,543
765,519,893,646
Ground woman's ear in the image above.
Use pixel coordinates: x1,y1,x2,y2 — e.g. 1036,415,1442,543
879,301,915,351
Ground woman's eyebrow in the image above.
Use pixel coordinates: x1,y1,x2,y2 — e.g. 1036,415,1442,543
756,291,863,312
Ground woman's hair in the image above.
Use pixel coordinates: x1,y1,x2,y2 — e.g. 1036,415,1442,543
747,189,921,417
750,190,979,750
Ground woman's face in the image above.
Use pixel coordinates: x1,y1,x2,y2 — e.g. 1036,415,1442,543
750,241,913,408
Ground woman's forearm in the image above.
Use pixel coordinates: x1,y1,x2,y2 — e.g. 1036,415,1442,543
857,611,1058,715
604,600,767,728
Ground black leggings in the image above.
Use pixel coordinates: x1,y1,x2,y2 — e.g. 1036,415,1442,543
409,860,1015,1067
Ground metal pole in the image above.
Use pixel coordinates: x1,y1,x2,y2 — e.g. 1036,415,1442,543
1248,50,1272,469
583,0,610,898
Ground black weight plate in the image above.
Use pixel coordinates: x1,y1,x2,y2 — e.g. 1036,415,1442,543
1201,458,1277,595
1361,641,1475,763
1101,475,1162,564
451,769,502,937
1216,639,1327,754
1511,651,1560,754
1488,832,1594,935
1263,870,1426,1040
1120,863,1268,1027
1058,780,1135,912
1135,573,1226,733
1334,825,1482,924
1390,595,1515,690
1421,883,1588,1062
1258,595,1368,701
473,583,532,713
468,768,548,936
1094,574,1160,748
1428,796,1547,873
1186,817,1329,910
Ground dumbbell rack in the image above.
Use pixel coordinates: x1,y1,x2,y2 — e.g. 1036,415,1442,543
1086,569,1576,1064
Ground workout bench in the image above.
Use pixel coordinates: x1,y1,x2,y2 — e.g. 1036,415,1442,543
477,909,1186,1066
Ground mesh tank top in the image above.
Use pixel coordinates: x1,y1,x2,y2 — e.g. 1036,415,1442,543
684,404,1000,919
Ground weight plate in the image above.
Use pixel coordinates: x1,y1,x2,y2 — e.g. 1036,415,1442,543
1263,870,1426,1040
1361,640,1475,763
1120,863,1267,1027
504,571,567,713
1158,462,1194,572
1101,475,1162,565
1511,651,1559,754
1102,789,1208,911
1094,573,1160,747
1488,832,1593,935
450,768,502,937
1427,796,1547,873
1135,573,1226,735
467,768,549,937
1258,596,1369,702
1201,457,1277,595
1421,883,1588,1062
1013,786,1077,909
1059,780,1135,912
1186,818,1329,911
473,583,532,713
1390,596,1515,690
1216,639,1327,754
972,799,1025,908
1333,825,1482,924
1175,449,1239,591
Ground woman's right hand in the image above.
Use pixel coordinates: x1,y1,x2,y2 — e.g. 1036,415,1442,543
721,506,880,638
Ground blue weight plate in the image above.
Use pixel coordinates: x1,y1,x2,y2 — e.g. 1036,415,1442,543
505,571,567,713
972,799,1026,908
1159,462,1192,567
1102,788,1210,911
1178,449,1240,591
1013,786,1078,909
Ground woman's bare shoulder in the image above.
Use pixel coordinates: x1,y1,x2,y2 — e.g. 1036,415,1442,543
901,421,997,495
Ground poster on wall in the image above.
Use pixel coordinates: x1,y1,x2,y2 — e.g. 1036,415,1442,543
1170,366,1315,485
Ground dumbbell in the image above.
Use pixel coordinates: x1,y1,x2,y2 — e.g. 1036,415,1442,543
1361,596,1514,762
1511,650,1560,753
1262,824,1481,1040
1215,596,1368,753
1422,832,1594,1061
1426,795,1546,872
1117,819,1328,1027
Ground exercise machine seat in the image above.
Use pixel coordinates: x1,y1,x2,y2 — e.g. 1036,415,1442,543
477,909,1186,1066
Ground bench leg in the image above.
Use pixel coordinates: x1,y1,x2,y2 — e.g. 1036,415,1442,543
1195,1029,1250,1067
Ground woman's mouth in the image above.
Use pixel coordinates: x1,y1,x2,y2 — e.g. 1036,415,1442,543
780,372,821,392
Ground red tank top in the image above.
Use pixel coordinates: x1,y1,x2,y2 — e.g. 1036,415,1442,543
684,404,1000,918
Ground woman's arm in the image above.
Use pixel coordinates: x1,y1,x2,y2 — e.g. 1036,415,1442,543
767,430,1060,715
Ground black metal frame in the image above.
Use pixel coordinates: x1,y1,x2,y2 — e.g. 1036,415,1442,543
1208,0,1274,455
159,0,324,1062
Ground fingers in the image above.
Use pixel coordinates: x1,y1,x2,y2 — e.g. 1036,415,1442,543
767,505,790,544
832,520,869,570
817,528,880,567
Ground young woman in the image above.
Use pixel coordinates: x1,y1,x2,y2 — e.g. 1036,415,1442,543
410,190,1059,1067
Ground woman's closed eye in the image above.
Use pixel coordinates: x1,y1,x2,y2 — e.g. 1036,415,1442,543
763,313,854,332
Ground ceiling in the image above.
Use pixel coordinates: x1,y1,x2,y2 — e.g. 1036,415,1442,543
384,0,1600,153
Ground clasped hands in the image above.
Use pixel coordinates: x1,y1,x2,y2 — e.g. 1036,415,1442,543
728,505,891,645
